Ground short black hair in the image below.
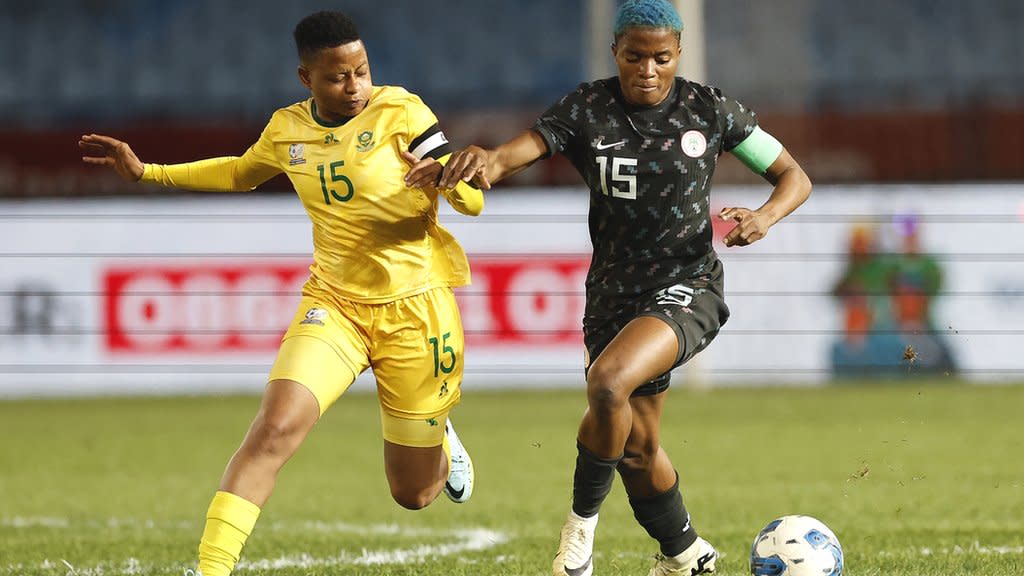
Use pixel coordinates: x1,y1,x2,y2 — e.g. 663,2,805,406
293,11,360,62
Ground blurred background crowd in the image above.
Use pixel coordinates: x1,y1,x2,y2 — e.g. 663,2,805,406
1,0,1022,197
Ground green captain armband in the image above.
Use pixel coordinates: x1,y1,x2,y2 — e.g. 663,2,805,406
730,126,783,175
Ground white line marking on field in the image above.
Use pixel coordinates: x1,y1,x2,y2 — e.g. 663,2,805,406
878,542,1024,557
236,527,508,570
1,516,69,528
8,524,510,573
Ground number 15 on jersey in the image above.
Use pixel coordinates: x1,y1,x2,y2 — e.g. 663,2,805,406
595,156,637,200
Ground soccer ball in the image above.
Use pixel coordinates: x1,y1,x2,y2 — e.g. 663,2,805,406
749,515,843,576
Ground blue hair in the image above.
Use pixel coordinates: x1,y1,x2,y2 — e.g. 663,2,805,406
613,0,684,39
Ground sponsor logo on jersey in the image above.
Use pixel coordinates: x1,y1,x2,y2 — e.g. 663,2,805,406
300,307,328,326
323,133,339,145
356,130,375,152
681,130,707,158
288,143,306,165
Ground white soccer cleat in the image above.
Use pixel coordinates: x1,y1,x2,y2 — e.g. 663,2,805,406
553,511,598,576
648,537,719,576
443,419,474,503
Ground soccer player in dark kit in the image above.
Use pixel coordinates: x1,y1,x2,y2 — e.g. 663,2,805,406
406,1,811,574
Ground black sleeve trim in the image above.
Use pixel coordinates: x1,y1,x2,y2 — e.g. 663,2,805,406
531,125,558,159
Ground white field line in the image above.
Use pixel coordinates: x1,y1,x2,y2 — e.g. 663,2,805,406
237,527,508,570
920,542,1024,556
0,516,70,528
875,542,1024,557
4,518,509,573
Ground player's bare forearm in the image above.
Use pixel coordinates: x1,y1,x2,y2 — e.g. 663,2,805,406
756,149,812,226
439,130,547,189
488,130,548,184
720,148,810,247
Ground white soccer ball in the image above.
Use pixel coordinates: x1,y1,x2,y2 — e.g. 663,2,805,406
749,515,844,576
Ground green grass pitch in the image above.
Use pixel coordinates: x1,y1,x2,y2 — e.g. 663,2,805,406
2,383,1023,575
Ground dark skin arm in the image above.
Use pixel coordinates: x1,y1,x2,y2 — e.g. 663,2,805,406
719,148,812,247
405,130,549,191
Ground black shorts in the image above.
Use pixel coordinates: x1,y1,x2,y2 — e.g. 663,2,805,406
583,259,729,397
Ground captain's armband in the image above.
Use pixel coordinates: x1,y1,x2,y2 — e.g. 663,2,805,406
730,126,783,175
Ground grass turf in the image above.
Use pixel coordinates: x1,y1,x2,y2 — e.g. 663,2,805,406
1,383,1022,575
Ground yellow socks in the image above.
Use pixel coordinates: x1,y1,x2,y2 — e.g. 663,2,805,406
197,491,261,576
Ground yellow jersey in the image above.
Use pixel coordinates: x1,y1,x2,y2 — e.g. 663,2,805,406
141,86,483,304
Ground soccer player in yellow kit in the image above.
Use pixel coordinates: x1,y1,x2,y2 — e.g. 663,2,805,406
79,11,481,576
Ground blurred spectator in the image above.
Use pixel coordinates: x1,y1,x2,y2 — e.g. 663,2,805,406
830,224,904,375
888,215,957,373
830,218,956,377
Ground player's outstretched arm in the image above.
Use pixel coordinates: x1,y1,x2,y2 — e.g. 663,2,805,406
436,130,549,190
720,147,812,247
79,133,279,192
79,134,145,182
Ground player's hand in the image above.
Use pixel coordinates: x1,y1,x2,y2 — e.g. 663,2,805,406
401,150,443,190
78,134,145,182
439,146,491,190
719,207,773,247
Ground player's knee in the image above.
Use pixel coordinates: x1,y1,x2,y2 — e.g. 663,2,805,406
390,486,435,510
586,363,630,414
248,414,302,458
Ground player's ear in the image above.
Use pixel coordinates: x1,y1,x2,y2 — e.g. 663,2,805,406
297,66,313,90
610,42,617,58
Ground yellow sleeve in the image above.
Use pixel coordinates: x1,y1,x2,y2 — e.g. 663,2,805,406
437,153,484,216
140,121,281,191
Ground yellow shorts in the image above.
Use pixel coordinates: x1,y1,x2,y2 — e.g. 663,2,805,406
268,286,464,447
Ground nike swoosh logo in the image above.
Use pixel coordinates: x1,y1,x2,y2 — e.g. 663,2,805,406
445,481,465,500
594,139,626,151
694,551,717,574
564,555,592,576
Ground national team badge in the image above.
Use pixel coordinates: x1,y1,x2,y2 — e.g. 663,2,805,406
288,143,306,165
299,307,328,326
356,130,375,152
681,130,707,158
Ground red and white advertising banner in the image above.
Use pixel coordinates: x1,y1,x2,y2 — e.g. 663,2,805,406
1,185,1022,396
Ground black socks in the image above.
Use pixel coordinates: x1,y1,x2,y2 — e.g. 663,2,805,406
628,472,697,557
570,440,622,518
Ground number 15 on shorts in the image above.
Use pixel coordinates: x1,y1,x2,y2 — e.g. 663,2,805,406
428,332,457,377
